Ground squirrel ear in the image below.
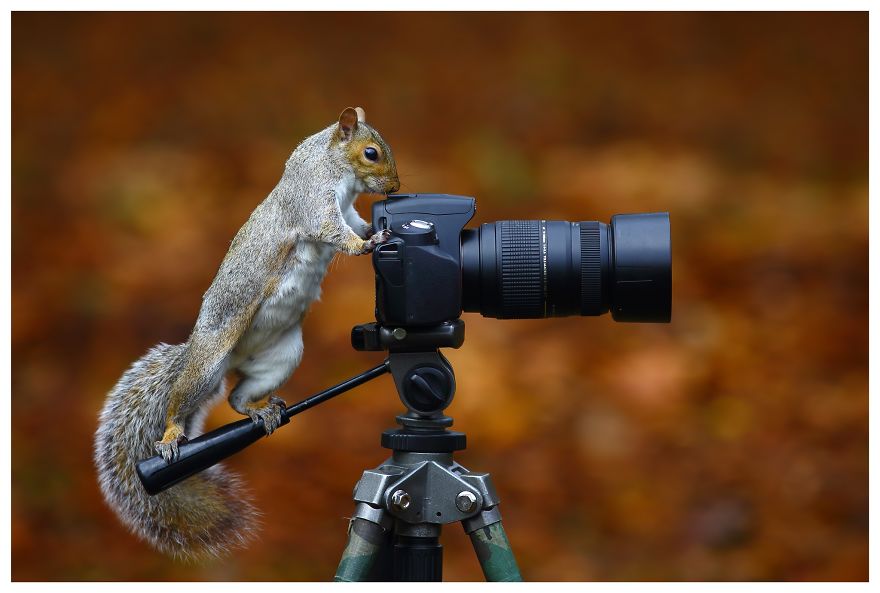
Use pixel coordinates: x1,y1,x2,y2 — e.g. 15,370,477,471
355,107,366,123
337,107,359,141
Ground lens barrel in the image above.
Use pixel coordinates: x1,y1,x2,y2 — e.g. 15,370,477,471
461,213,671,322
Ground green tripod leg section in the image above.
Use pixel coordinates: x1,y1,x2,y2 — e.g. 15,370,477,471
334,518,387,582
468,520,523,582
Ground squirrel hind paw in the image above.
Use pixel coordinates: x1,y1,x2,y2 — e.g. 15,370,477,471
155,438,182,463
155,424,188,462
247,398,286,435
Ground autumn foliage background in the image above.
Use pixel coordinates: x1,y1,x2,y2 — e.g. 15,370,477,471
11,12,867,581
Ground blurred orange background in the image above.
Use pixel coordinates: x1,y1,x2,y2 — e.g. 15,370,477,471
11,11,867,581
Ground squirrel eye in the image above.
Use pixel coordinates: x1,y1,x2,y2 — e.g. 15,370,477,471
364,147,379,162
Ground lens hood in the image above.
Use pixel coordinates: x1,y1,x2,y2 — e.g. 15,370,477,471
609,212,671,322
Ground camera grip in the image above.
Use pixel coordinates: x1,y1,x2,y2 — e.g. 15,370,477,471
136,412,290,495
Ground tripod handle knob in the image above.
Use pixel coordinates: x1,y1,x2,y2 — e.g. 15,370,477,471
404,366,454,414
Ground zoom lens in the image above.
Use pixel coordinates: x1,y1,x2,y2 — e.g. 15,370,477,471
460,213,671,322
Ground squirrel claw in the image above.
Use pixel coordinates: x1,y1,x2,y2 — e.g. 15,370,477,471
361,229,392,254
155,439,180,463
248,397,286,435
155,427,187,463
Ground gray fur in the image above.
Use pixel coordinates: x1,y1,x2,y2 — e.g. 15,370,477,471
94,110,399,560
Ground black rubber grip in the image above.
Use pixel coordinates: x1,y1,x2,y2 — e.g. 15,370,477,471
499,220,544,318
579,221,602,315
136,413,290,495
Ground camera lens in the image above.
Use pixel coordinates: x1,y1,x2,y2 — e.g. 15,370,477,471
460,213,671,322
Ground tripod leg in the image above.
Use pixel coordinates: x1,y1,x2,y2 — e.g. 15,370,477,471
464,510,523,582
334,518,387,582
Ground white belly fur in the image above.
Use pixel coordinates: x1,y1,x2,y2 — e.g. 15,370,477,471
230,240,335,369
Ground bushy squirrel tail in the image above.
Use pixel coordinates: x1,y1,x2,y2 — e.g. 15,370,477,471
94,343,258,561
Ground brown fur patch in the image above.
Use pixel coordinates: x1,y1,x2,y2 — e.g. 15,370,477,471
346,137,395,181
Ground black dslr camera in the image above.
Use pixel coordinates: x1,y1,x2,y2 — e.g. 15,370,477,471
363,193,671,330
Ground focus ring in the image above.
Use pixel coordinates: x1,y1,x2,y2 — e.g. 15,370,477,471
499,220,544,318
580,222,602,315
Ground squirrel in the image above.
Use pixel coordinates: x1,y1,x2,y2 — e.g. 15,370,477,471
93,107,400,561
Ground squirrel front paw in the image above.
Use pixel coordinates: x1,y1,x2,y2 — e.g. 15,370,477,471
246,396,287,435
360,229,392,254
155,424,188,463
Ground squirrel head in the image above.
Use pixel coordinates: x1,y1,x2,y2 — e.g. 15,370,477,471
333,107,400,195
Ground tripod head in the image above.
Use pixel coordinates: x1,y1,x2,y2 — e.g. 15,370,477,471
352,320,461,415
352,319,468,453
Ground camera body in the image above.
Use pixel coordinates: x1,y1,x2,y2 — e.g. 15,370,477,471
371,194,476,326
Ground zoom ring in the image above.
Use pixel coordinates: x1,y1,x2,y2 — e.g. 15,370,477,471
499,220,544,318
580,222,602,315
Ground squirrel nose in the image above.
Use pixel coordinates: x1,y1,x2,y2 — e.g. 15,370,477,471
388,179,400,193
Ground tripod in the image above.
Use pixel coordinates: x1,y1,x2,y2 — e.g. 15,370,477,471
135,319,522,581
335,320,522,582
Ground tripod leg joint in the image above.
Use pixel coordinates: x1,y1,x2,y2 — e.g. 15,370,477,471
353,468,405,507
352,501,394,531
